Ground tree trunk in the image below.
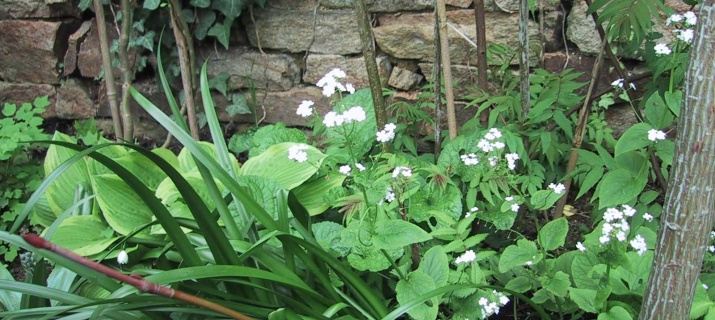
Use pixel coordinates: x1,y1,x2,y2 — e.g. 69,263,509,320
639,2,715,318
353,0,387,130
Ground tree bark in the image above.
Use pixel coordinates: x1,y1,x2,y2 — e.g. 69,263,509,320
473,0,489,126
639,2,715,318
518,0,530,120
92,0,123,140
353,0,387,130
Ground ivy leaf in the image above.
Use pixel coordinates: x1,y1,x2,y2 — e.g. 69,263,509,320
537,217,568,251
134,31,155,52
207,19,232,49
212,0,243,19
194,9,216,40
226,94,251,117
143,0,161,10
208,73,230,96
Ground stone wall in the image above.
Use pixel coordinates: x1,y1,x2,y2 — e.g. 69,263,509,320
0,0,690,140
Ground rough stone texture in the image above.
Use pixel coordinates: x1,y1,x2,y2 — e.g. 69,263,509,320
419,63,490,97
0,81,57,116
78,19,129,79
303,54,392,88
492,0,559,13
0,20,69,84
0,0,80,19
320,0,433,12
244,7,362,55
55,78,95,119
388,66,423,90
374,10,543,65
605,104,639,138
63,20,92,76
213,86,334,126
95,118,169,143
97,78,170,120
566,1,676,55
201,47,301,91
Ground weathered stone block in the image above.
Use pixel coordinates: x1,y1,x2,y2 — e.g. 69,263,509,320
419,63,488,97
0,82,57,116
55,78,95,119
97,78,170,120
0,0,80,19
319,0,433,12
77,19,135,79
0,20,69,84
244,7,362,55
388,66,423,91
374,10,542,65
63,21,92,76
303,54,392,89
202,47,301,91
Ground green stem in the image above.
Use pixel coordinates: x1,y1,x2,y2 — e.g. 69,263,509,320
381,248,407,280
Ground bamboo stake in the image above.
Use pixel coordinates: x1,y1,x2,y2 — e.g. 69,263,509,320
436,0,458,140
92,0,123,140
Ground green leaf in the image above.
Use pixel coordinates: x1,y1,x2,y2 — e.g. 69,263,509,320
44,132,92,216
396,271,438,320
190,0,210,8
2,103,16,117
570,287,599,313
0,264,20,311
92,174,155,238
292,174,345,216
530,189,564,210
576,166,603,200
212,0,243,19
614,123,652,158
208,72,229,96
324,89,377,161
417,246,449,287
571,252,600,289
248,123,308,157
226,94,252,116
312,221,349,257
598,306,633,320
498,239,540,273
143,0,161,10
597,168,647,209
207,18,233,49
78,0,92,11
505,275,533,293
538,218,568,251
408,184,462,228
664,90,682,117
645,92,675,128
240,142,327,190
194,9,216,40
373,219,432,249
691,282,714,319
542,271,570,297
47,215,118,256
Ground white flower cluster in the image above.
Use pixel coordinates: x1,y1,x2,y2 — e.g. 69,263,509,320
317,68,355,97
598,205,650,256
297,100,314,117
323,106,367,128
478,291,510,319
477,128,505,153
392,166,412,178
648,129,667,142
548,183,566,194
377,123,397,143
288,144,310,163
708,231,715,253
385,188,396,203
455,249,476,264
339,163,366,176
461,153,479,166
505,153,519,170
117,250,129,265
576,242,587,252
465,206,479,218
610,78,637,91
656,11,698,55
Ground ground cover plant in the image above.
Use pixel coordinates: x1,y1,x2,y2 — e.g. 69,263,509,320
1,0,715,319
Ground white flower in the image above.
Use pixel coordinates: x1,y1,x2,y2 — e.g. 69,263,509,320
524,260,533,266
376,123,397,143
392,166,412,178
616,231,627,242
343,106,366,123
630,234,648,256
648,129,667,141
288,144,310,163
622,205,636,217
510,203,520,212
629,82,637,90
506,153,520,170
346,83,356,94
498,294,510,306
505,196,514,202
117,250,129,265
599,235,611,244
492,141,505,150
488,128,502,139
667,13,683,26
466,207,478,218
455,250,476,264
710,231,715,239
576,242,587,252
704,284,710,290
548,183,566,194
611,79,624,88
684,11,697,26
604,208,624,222
385,188,396,203
317,68,347,97
676,29,694,43
339,165,352,176
654,43,672,55
477,139,494,152
355,163,366,171
323,111,344,128
709,246,715,253
488,156,498,167
296,100,314,117
461,153,479,166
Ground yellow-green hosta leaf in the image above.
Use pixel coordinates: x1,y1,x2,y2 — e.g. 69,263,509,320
152,147,180,169
240,142,327,190
85,136,129,177
47,215,118,257
114,151,168,190
178,141,240,174
92,174,155,238
44,132,91,216
155,170,223,211
293,174,345,216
